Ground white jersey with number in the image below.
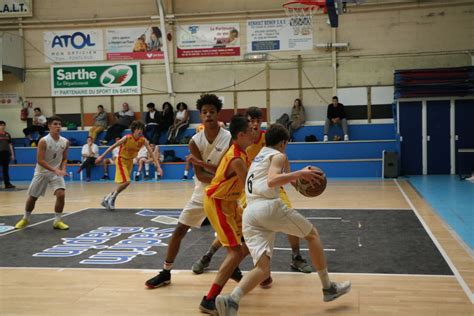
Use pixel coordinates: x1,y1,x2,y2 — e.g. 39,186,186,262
190,127,231,202
245,146,281,202
35,134,69,175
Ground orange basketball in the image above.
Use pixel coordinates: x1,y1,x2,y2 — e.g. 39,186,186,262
295,166,327,197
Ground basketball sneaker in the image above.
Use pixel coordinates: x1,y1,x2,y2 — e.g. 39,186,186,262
323,281,351,302
344,134,349,141
199,296,217,315
53,220,69,230
259,276,273,289
291,254,312,273
230,267,243,282
14,218,29,229
323,135,328,142
145,270,171,289
101,194,111,210
108,196,116,210
216,294,239,316
192,255,211,274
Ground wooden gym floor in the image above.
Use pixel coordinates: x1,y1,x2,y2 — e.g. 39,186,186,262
0,179,472,315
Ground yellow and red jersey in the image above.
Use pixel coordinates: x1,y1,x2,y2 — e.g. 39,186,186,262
246,130,266,162
206,143,250,201
118,134,146,160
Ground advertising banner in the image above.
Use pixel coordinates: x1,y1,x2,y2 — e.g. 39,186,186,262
0,92,19,105
177,23,240,58
51,63,141,96
106,26,164,60
247,18,313,52
43,29,104,63
0,0,32,18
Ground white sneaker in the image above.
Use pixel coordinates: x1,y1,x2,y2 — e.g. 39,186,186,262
101,194,111,210
344,134,349,141
465,176,474,182
216,294,239,316
323,135,328,142
323,281,351,302
108,197,116,210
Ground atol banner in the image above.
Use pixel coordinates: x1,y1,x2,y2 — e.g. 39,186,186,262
177,23,240,58
51,63,141,96
0,0,32,18
246,18,313,52
106,26,164,60
43,29,104,63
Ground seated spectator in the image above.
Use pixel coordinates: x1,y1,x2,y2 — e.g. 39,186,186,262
145,102,160,145
134,144,163,181
156,102,174,144
289,98,306,141
78,136,99,182
101,137,121,180
89,105,108,143
23,107,47,146
101,102,134,145
167,102,189,144
0,121,15,189
324,96,349,142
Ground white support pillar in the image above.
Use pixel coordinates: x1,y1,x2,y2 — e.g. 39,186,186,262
156,0,174,96
422,100,427,175
450,99,455,175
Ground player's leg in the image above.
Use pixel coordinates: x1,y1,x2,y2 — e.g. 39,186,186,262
145,200,206,289
15,173,49,228
323,118,332,142
216,254,271,316
102,159,111,180
192,237,222,274
279,188,312,273
103,157,132,209
52,188,69,230
200,199,248,314
144,221,191,289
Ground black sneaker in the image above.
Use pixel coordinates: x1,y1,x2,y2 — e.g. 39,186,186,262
5,184,16,189
145,270,171,289
192,255,211,274
101,175,110,180
291,254,312,273
134,174,140,181
182,175,188,180
199,296,217,315
230,266,243,282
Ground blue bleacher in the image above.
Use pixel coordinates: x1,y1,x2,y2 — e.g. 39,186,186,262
10,123,398,180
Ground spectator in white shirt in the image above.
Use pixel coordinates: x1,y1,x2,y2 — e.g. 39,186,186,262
78,136,99,181
134,144,163,181
23,107,47,146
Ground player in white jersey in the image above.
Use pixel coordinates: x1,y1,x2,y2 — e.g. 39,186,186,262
15,116,71,230
216,124,352,315
146,94,246,292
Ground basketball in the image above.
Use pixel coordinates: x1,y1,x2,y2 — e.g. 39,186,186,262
295,166,327,197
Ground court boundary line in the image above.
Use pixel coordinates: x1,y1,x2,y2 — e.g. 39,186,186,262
394,179,474,303
0,266,457,278
0,208,90,237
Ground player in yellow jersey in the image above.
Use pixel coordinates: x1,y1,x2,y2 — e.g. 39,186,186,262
96,120,160,210
192,108,311,281
199,115,254,314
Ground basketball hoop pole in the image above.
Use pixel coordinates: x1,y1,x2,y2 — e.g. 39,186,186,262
155,0,174,97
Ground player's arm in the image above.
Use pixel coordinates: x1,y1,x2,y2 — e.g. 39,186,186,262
267,153,323,188
96,136,126,163
228,157,248,185
36,139,66,177
188,140,215,183
59,141,70,173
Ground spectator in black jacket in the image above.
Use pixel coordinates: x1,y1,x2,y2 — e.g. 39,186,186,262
324,96,349,142
156,102,174,144
0,121,15,189
100,103,135,145
145,102,160,144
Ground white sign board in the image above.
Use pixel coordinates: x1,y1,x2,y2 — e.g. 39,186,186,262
43,29,104,63
247,18,313,52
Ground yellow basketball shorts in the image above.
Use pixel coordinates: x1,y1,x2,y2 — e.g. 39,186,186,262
115,157,133,183
204,196,243,247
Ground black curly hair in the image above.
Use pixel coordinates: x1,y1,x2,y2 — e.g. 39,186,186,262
196,94,223,112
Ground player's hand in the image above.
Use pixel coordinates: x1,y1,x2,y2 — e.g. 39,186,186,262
299,167,324,185
95,155,104,164
186,154,201,166
55,169,68,177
